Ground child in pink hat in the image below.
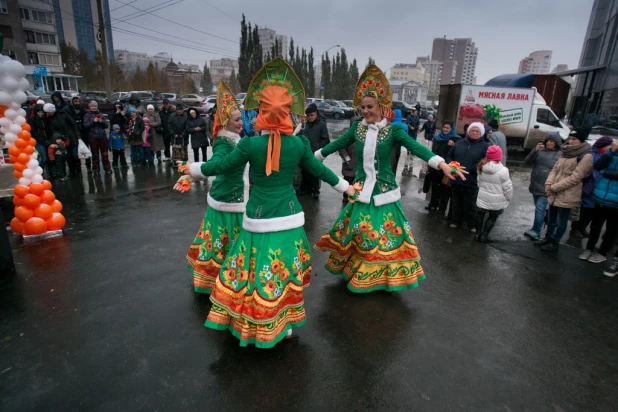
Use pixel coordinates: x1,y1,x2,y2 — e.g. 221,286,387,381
474,145,513,242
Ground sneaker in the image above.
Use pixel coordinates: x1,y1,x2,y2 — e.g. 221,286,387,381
603,258,618,277
449,224,459,229
540,240,559,252
470,228,477,234
535,238,551,247
524,230,540,241
588,252,607,264
579,250,594,260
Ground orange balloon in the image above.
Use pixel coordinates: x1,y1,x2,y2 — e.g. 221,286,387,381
22,194,41,209
47,213,66,231
8,155,18,163
24,217,47,235
13,162,26,172
17,153,30,163
14,206,34,222
29,183,44,196
34,203,53,219
13,170,22,178
8,146,21,156
41,180,52,190
28,138,36,147
13,184,29,198
14,139,27,149
23,145,34,155
40,190,55,204
12,196,23,206
21,123,31,132
10,218,24,234
50,199,63,213
18,130,31,140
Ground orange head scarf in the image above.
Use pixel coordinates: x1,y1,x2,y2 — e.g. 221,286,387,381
254,86,293,176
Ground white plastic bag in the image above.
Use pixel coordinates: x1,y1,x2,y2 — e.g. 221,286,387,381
78,139,92,159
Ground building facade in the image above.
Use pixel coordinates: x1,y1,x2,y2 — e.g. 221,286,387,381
571,0,618,123
257,27,288,61
416,56,443,102
114,50,172,75
164,60,202,93
518,50,552,74
53,0,114,62
209,58,238,83
390,80,428,105
431,37,477,85
389,63,430,85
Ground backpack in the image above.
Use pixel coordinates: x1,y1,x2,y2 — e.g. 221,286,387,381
577,151,594,197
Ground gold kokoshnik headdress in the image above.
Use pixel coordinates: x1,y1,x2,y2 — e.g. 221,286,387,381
213,79,241,138
353,64,394,121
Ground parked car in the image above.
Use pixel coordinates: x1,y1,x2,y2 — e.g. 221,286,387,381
342,100,354,107
180,94,204,106
391,100,414,117
78,93,116,114
82,90,106,98
324,100,354,118
235,93,246,102
315,101,345,120
201,97,217,112
111,92,131,102
307,98,324,105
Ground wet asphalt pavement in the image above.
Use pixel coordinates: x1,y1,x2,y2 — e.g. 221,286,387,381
1,121,617,411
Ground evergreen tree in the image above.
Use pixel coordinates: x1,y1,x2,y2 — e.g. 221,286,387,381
289,38,295,64
132,66,146,91
238,14,250,90
228,69,241,94
307,48,315,98
322,52,331,99
201,64,214,95
349,58,360,89
146,62,159,90
367,56,376,67
250,26,263,74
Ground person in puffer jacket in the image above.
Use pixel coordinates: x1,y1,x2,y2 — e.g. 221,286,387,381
474,146,513,242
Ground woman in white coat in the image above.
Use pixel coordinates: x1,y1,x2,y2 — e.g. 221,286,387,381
475,146,513,242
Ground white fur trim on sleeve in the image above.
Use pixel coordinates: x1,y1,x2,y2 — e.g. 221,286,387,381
189,162,206,180
314,149,326,161
427,155,445,170
332,177,350,193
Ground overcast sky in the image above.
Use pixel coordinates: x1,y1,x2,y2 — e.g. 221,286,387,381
111,0,594,86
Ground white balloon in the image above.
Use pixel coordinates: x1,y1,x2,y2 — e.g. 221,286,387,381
0,55,10,64
0,126,8,134
12,91,27,104
35,166,43,175
4,131,16,140
27,159,39,169
22,169,34,178
18,177,31,185
14,115,26,126
17,108,26,117
8,124,21,133
4,109,17,119
31,174,43,183
4,60,26,79
0,117,12,128
9,101,20,110
4,134,16,143
2,76,19,92
30,152,38,160
18,78,30,92
0,91,12,105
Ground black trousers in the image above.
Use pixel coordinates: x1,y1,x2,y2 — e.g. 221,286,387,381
301,169,320,195
451,185,478,227
578,206,595,230
475,207,503,236
586,204,618,255
428,173,451,211
163,132,171,159
193,146,207,162
52,156,67,178
112,149,128,166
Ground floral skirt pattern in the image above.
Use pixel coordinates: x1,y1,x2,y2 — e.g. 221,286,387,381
315,200,425,293
186,207,243,294
205,226,312,348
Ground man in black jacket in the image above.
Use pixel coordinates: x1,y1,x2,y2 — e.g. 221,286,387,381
159,99,173,161
301,104,330,198
44,103,81,178
51,91,72,115
446,122,489,231
69,96,91,174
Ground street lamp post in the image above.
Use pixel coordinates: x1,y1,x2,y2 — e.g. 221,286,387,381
320,45,341,98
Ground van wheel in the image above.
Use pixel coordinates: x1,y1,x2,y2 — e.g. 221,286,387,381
334,113,341,120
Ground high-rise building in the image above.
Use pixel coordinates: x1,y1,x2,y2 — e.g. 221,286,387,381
518,50,552,74
551,64,569,73
431,37,477,85
53,0,114,62
114,50,173,75
571,0,618,121
389,63,429,84
210,58,239,83
257,27,288,61
416,56,443,101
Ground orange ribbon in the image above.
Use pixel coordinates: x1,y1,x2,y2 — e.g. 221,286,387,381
254,86,293,176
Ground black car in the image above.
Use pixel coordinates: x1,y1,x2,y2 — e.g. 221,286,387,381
391,100,414,117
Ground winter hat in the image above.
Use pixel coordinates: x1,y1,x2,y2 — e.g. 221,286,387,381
36,99,45,105
43,103,56,113
569,127,590,143
147,104,154,111
427,114,434,119
305,103,318,114
128,107,136,113
112,124,120,131
486,145,503,161
143,116,149,123
89,100,98,108
467,121,485,136
593,135,613,148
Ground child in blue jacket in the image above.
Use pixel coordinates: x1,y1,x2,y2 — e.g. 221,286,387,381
108,124,128,168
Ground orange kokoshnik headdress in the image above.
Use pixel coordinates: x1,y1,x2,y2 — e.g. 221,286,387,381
245,57,306,176
353,64,395,121
212,79,241,138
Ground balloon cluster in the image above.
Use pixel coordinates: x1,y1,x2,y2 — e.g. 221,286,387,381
0,57,66,236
